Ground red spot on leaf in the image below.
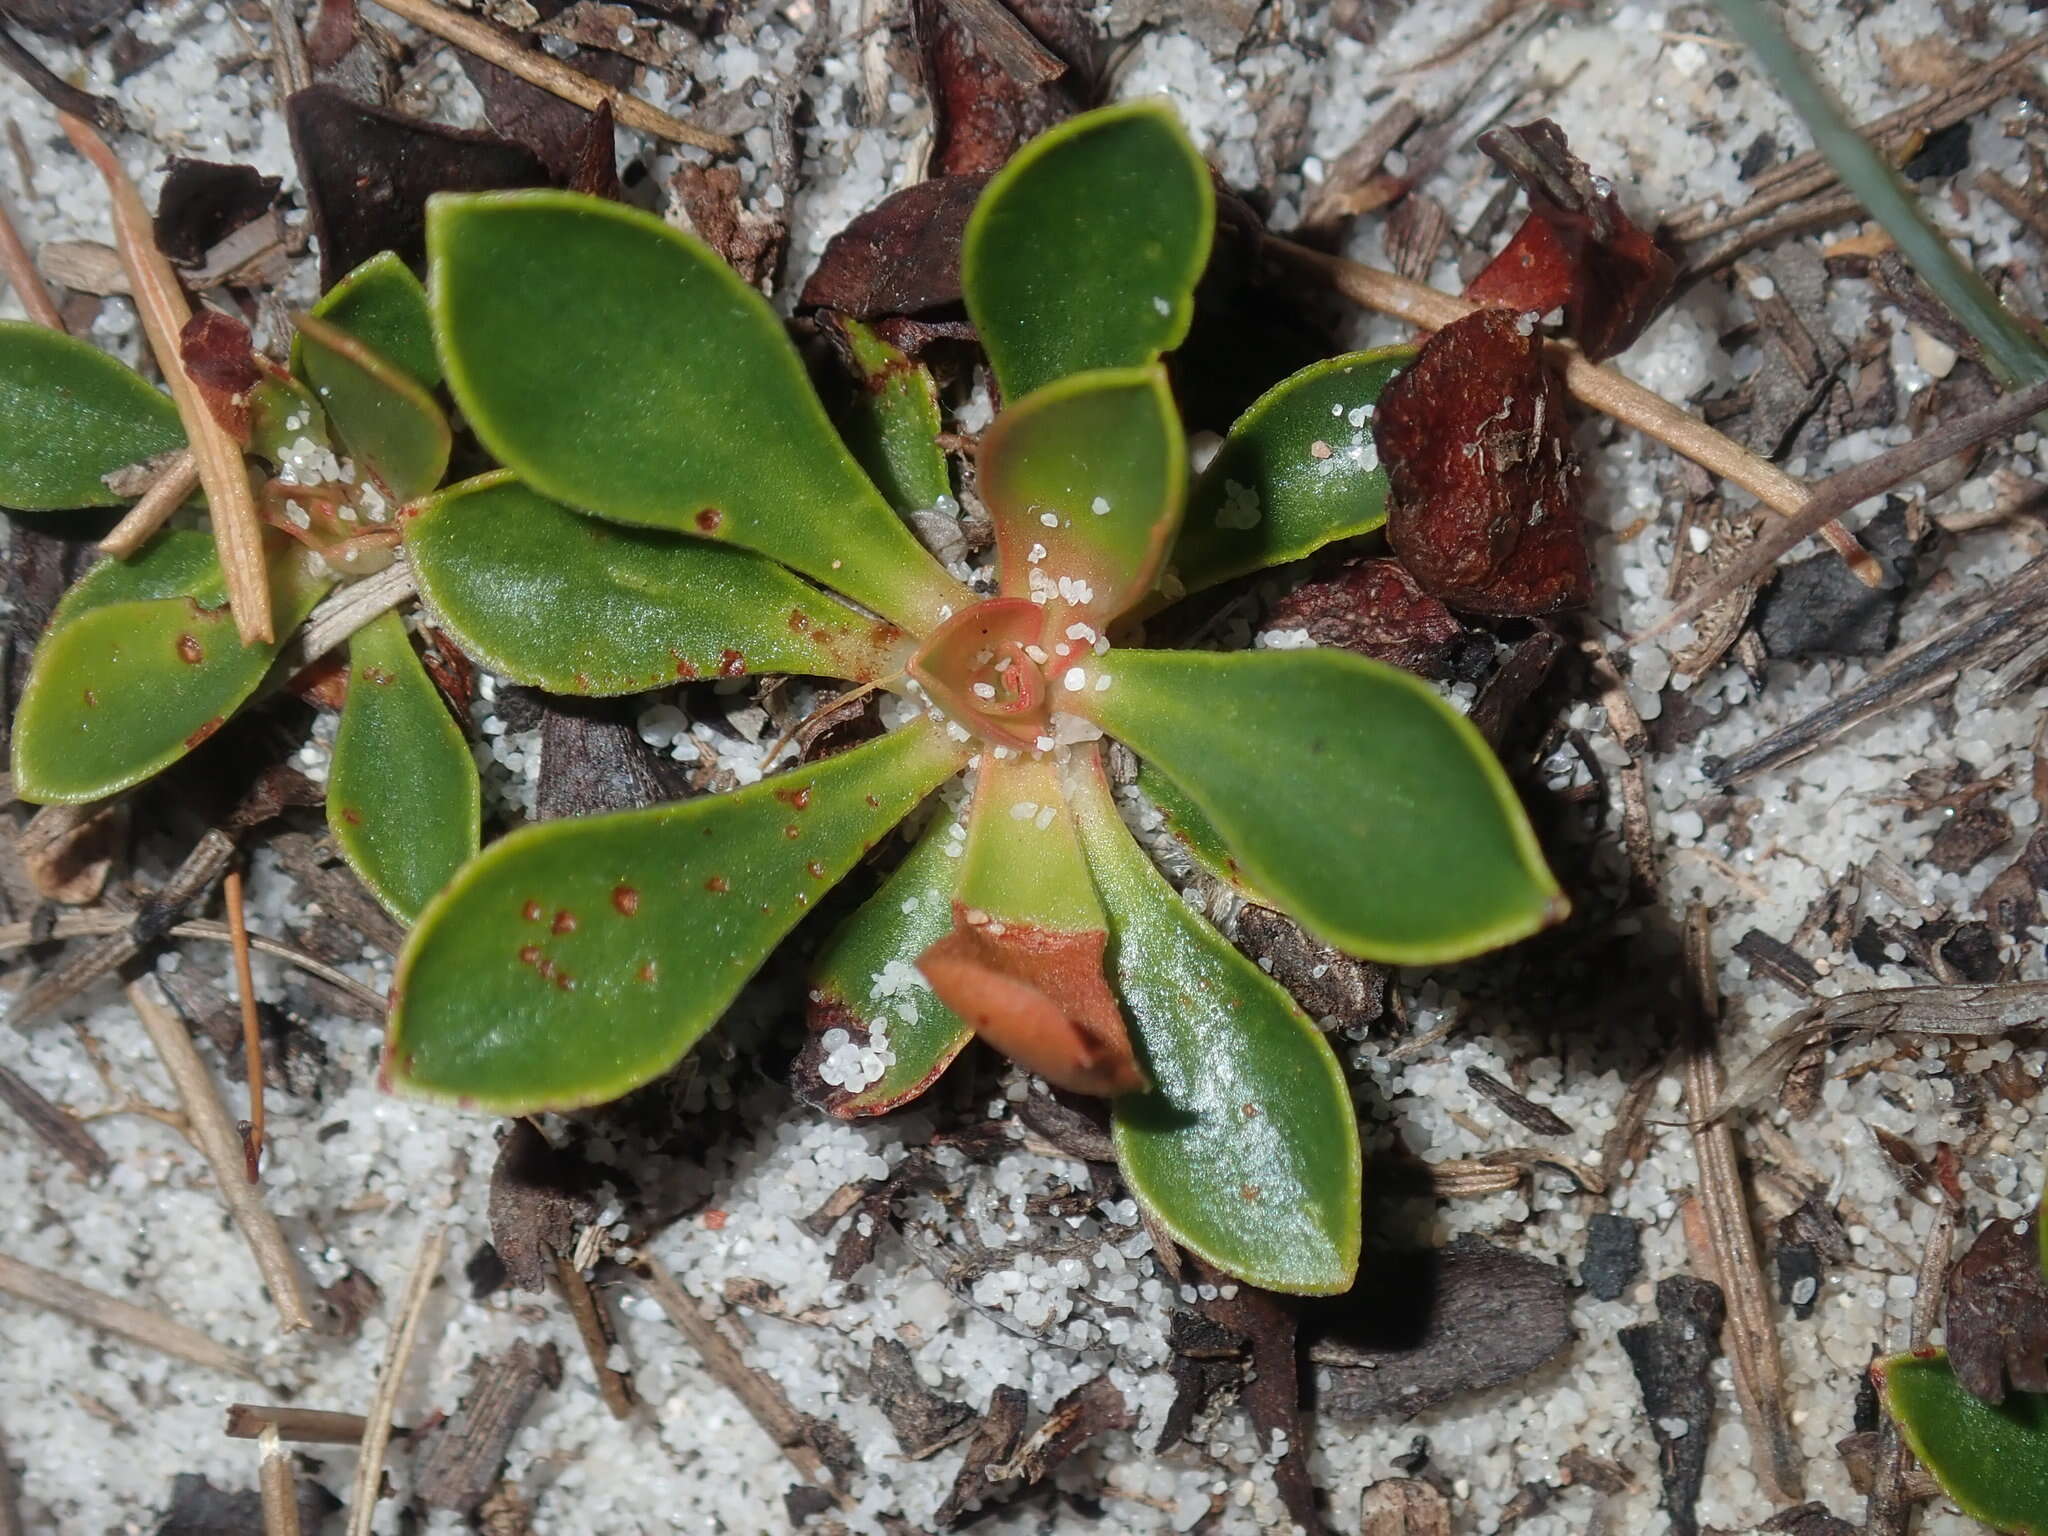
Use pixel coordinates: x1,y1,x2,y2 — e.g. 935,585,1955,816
175,633,204,665
522,899,543,922
551,909,577,934
806,860,827,879
519,944,543,966
1377,308,1591,617
695,507,724,533
673,654,699,679
775,784,813,810
705,875,730,893
1464,119,1676,363
788,608,811,633
183,715,225,749
718,650,745,677
340,807,362,825
918,905,1146,1098
865,794,880,809
783,824,801,839
636,960,658,984
612,885,640,916
82,688,98,708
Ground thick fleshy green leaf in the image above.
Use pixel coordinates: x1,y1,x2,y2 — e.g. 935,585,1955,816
1136,760,1266,902
1879,1352,2048,1534
1071,753,1359,1294
295,311,450,503
962,102,1213,401
303,250,439,391
0,320,185,511
328,611,480,922
49,530,221,627
805,806,972,1116
386,720,966,1110
1077,648,1564,965
983,364,1184,627
13,545,331,803
426,191,962,631
1171,347,1413,596
830,316,951,516
247,367,331,467
956,754,1100,929
405,473,912,692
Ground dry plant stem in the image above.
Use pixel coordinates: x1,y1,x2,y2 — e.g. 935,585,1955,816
126,978,314,1333
1273,240,1883,583
0,1250,254,1375
365,0,735,153
551,1251,635,1419
0,910,388,1013
636,1256,851,1508
258,1425,301,1536
97,451,198,557
1580,638,1656,900
345,1224,446,1536
1636,373,2048,643
0,179,60,329
227,1404,372,1444
0,1058,111,1178
224,868,266,1182
1680,906,1803,1503
289,558,415,667
58,114,272,643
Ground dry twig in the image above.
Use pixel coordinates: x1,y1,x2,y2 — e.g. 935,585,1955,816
224,868,267,1182
1274,239,1882,583
227,1404,373,1444
1680,907,1802,1503
258,1425,301,1536
60,114,272,643
346,1225,446,1536
97,451,199,558
127,978,314,1332
0,1061,110,1179
552,1251,634,1419
0,1251,254,1375
366,0,735,152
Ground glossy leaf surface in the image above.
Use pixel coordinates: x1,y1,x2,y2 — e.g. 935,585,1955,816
962,102,1213,402
304,250,440,390
427,191,961,630
295,311,450,503
0,320,185,511
1078,648,1563,965
50,530,220,626
405,474,910,692
832,317,951,515
1173,347,1413,596
806,806,972,1116
1880,1352,2048,1535
983,365,1184,626
1071,756,1359,1294
388,721,964,1110
1136,760,1266,902
328,611,480,922
13,545,330,803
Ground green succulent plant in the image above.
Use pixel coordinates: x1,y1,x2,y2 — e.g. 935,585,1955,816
5,100,1567,1292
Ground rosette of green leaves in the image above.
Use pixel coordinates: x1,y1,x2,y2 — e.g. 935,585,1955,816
386,101,1566,1293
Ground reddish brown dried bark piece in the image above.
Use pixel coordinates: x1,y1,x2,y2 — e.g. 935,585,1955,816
1465,118,1675,363
798,175,987,319
918,903,1144,1097
914,0,1095,179
1944,1216,2048,1403
179,309,261,442
1378,308,1591,617
1260,557,1469,678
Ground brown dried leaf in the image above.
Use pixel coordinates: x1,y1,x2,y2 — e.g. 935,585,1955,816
1378,308,1590,617
673,162,785,289
915,0,1094,178
152,158,280,269
797,175,986,320
486,1120,599,1292
918,907,1144,1097
1258,557,1471,678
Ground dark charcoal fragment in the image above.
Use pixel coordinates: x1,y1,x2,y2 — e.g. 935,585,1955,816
1944,1216,2048,1402
1619,1275,1724,1536
1580,1213,1641,1302
1738,132,1778,180
1754,499,1922,657
1159,1307,1249,1451
1903,119,1971,180
1927,805,2014,875
152,159,280,268
286,84,551,287
1777,1241,1823,1320
487,1119,599,1292
863,1338,976,1460
1313,1237,1573,1419
1734,929,1821,995
155,1470,338,1535
1761,1503,1856,1536
784,1484,837,1525
465,1240,509,1299
1940,920,2004,983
